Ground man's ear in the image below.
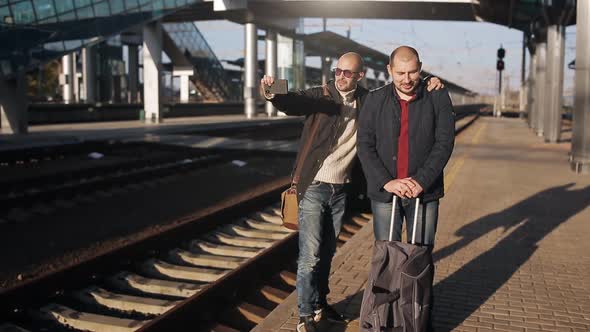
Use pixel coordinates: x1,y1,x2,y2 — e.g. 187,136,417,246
386,64,392,76
357,71,365,81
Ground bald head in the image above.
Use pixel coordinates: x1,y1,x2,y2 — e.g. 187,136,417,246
338,52,364,72
334,52,365,92
390,46,421,65
387,46,422,98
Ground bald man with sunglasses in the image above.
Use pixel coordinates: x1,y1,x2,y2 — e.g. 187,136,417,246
261,52,443,332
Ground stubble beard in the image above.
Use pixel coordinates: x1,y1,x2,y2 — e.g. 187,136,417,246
337,79,355,92
396,81,417,95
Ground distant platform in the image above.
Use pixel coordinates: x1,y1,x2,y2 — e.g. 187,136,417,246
0,115,302,152
27,102,257,125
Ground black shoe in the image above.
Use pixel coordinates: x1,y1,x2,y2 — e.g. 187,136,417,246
297,316,317,332
314,305,347,323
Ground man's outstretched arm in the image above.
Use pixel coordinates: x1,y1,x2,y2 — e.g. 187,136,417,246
260,75,341,116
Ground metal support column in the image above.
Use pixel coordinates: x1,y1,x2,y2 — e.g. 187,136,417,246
265,30,277,117
293,35,306,90
73,52,80,102
172,67,193,103
244,23,258,118
571,0,590,173
128,45,139,103
180,75,190,103
534,42,547,136
82,46,96,103
321,56,331,85
544,25,565,143
62,54,74,104
519,32,527,118
0,71,28,134
526,50,537,128
321,17,330,87
143,20,163,123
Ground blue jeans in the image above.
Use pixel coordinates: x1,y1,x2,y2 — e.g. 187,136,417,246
296,181,346,317
372,198,439,246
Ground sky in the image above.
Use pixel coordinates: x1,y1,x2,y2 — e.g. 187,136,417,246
195,18,576,99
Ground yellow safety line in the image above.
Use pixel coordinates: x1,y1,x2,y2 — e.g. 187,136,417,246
444,123,487,193
472,122,486,145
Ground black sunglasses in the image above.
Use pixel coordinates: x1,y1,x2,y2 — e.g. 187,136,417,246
333,68,360,78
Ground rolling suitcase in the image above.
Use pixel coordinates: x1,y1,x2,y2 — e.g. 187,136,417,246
359,196,434,332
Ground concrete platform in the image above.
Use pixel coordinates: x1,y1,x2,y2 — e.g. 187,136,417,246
0,115,302,151
254,117,590,332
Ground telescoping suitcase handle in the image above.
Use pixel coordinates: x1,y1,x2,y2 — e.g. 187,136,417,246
388,196,421,244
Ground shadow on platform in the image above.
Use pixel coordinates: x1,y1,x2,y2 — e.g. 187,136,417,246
330,183,590,331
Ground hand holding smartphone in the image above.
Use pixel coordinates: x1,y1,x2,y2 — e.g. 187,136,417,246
263,79,288,95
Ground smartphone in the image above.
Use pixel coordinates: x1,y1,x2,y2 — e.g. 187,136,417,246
265,79,288,95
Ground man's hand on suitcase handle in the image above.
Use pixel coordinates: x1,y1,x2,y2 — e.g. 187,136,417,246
384,179,413,198
406,178,423,197
384,178,423,198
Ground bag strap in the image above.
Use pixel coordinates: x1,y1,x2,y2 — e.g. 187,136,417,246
292,85,332,184
292,113,322,184
371,285,400,307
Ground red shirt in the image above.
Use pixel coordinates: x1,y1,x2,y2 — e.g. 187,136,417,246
396,95,415,179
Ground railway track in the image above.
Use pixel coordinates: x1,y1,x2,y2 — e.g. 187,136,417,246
0,141,294,225
0,120,308,225
0,177,369,332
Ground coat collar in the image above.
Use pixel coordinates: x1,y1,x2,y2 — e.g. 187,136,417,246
388,81,426,102
326,80,368,107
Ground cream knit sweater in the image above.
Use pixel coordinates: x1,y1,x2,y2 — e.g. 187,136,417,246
314,88,358,184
